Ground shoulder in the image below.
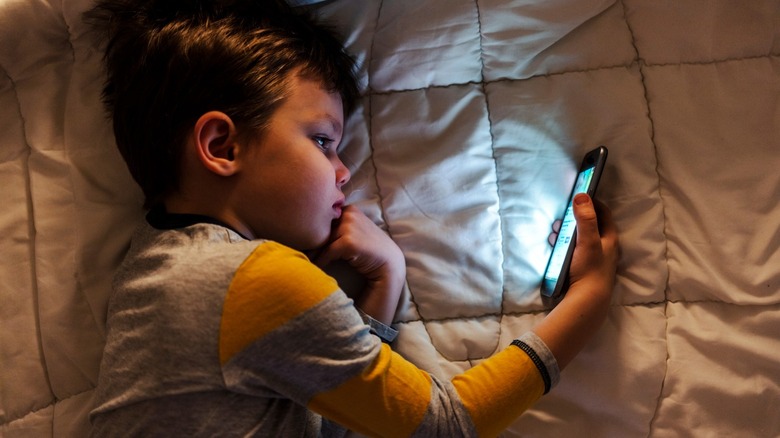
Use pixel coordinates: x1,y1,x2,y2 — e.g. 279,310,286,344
231,240,338,304
121,220,258,266
223,240,342,347
112,222,259,296
219,241,344,365
118,219,337,296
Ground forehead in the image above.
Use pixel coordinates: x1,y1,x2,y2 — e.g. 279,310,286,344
277,73,344,129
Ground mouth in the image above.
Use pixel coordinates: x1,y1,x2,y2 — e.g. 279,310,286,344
332,198,345,219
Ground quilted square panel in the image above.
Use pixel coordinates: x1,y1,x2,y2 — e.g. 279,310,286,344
370,84,503,321
480,0,635,81
371,0,483,91
653,302,780,436
647,57,780,304
625,0,780,65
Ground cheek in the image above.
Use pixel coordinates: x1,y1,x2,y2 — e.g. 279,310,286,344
297,156,339,194
254,152,336,217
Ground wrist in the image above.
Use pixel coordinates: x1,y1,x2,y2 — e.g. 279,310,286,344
567,275,614,308
533,283,612,370
357,273,404,325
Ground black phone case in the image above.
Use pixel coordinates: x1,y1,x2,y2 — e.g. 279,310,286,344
541,146,608,302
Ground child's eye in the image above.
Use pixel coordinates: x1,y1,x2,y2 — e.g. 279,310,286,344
313,136,333,152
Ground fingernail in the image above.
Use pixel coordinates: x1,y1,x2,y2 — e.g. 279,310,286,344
574,193,590,205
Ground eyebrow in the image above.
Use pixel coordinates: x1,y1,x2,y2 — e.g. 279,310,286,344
324,114,343,136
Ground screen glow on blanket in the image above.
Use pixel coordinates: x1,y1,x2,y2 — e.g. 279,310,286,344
502,138,578,295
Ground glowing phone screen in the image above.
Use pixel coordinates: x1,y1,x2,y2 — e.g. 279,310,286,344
543,166,595,287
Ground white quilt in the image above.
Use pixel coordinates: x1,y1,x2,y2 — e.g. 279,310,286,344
2,0,779,436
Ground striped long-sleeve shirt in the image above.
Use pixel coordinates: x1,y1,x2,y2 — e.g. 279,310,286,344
90,212,559,437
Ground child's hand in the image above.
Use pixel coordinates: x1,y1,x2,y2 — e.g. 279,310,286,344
548,219,562,246
314,205,406,324
533,193,619,370
567,194,619,302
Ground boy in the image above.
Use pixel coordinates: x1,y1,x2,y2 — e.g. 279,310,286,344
87,0,619,436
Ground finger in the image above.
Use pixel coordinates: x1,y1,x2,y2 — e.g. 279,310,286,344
312,245,334,268
548,219,562,246
572,193,600,249
313,239,345,268
548,231,558,247
312,220,347,268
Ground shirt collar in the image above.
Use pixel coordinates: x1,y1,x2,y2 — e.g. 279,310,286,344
146,206,250,240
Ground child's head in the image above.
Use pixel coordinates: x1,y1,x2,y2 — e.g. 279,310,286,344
88,0,360,209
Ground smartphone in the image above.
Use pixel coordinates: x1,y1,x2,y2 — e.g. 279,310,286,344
541,146,608,300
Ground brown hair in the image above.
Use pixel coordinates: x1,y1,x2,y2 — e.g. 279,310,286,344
86,0,360,207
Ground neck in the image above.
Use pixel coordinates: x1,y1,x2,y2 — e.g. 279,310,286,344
163,193,256,240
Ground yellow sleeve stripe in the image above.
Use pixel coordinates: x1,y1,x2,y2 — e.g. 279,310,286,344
451,347,545,438
219,242,338,366
308,343,432,438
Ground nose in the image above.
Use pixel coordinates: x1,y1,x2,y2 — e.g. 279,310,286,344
334,156,351,188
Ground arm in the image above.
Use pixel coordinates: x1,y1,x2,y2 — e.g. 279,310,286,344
443,193,619,436
221,241,548,437
534,193,619,370
313,205,405,325
221,197,617,437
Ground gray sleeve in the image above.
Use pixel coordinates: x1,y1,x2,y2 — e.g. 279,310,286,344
513,331,561,393
356,308,399,343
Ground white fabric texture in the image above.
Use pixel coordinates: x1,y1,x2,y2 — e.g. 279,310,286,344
1,0,779,436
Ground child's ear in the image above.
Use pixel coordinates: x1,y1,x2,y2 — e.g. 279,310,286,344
193,111,240,176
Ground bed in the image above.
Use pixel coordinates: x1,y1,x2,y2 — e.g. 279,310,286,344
2,0,779,436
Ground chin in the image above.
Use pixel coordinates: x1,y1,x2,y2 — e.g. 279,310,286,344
270,222,325,250
293,232,331,253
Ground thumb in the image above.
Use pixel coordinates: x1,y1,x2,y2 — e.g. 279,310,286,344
312,241,345,268
572,193,599,247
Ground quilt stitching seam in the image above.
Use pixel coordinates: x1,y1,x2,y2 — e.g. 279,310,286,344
474,0,505,363
2,387,95,427
0,64,56,426
366,51,779,97
365,0,433,348
643,53,780,69
619,2,671,436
